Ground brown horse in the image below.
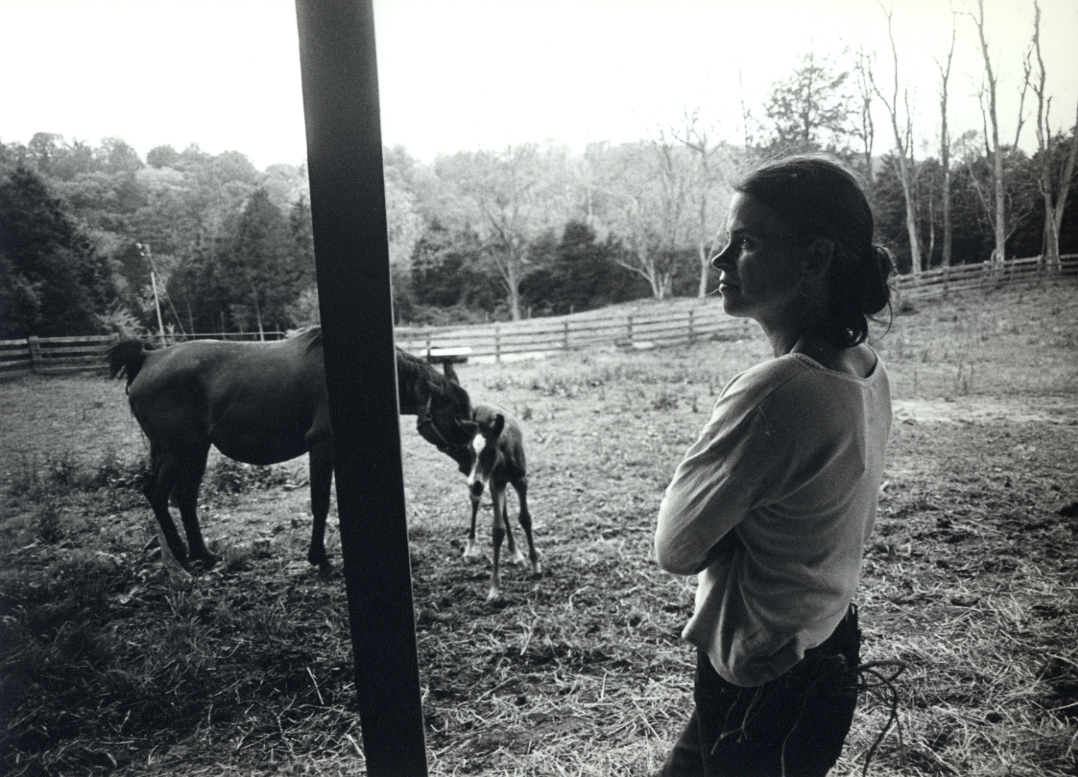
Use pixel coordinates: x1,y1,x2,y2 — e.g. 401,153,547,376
106,328,476,574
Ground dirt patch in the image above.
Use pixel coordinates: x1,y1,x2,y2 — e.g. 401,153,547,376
893,395,1078,425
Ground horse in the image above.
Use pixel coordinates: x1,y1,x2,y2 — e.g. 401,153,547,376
443,403,541,602
106,328,476,574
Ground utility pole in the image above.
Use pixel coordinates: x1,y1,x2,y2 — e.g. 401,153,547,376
138,242,166,340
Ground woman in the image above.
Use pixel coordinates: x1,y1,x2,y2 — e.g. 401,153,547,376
655,154,894,777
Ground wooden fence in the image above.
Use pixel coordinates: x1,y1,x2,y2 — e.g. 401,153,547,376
2,254,1074,378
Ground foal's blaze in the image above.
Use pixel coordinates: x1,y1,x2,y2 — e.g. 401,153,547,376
459,404,541,602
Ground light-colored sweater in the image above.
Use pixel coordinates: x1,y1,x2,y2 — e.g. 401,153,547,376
655,353,891,687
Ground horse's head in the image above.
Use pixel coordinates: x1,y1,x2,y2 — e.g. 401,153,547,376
416,382,478,455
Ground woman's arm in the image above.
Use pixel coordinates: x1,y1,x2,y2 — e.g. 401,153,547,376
654,426,759,575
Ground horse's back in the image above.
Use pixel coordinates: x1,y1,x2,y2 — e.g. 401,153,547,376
127,335,328,465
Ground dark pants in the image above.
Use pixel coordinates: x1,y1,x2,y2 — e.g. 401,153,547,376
659,606,861,777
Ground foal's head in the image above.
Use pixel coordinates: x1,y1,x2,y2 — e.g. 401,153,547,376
444,412,506,497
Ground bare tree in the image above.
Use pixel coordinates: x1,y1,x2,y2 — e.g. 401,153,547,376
934,20,958,268
1028,0,1078,272
441,143,577,320
968,0,1030,267
870,5,922,275
849,43,876,193
671,110,738,297
584,140,693,301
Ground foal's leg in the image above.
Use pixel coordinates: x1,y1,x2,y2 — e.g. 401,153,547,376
307,441,333,571
513,477,542,576
172,444,216,567
495,477,526,566
487,484,509,602
463,492,482,558
144,446,193,575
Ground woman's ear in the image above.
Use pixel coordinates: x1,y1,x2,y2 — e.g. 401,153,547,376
804,238,834,279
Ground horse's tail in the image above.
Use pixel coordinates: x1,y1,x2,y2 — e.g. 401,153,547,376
105,339,155,387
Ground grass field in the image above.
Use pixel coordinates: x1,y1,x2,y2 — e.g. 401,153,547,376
2,279,1077,776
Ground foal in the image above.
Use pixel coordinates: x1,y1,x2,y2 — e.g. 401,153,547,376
447,404,541,602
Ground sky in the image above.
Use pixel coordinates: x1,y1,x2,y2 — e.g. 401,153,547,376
2,0,1077,171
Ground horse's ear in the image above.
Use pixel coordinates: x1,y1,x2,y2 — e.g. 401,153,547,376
442,361,459,383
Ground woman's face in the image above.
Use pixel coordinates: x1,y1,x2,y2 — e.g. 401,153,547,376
711,193,809,329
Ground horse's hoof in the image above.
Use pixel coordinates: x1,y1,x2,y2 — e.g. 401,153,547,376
308,550,328,567
318,559,333,576
508,552,527,566
531,561,543,576
462,543,482,559
192,553,218,569
486,588,502,603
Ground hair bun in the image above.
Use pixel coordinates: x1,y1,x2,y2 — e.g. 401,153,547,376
858,245,895,316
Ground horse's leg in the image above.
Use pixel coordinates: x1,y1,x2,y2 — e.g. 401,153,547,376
143,447,192,575
487,485,508,602
463,493,482,558
173,444,216,567
514,477,542,576
307,441,333,571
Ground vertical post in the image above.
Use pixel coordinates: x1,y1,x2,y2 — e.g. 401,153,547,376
294,2,428,776
563,320,570,350
627,314,634,344
688,309,695,344
495,325,502,363
27,336,42,373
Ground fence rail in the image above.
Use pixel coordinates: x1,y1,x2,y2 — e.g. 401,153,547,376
2,254,1075,379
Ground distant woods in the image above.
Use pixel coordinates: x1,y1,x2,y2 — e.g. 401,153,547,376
2,8,1076,339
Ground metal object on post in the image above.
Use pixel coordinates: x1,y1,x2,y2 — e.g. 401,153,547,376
294,1,428,775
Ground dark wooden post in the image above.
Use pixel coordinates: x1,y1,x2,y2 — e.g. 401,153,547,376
294,2,428,775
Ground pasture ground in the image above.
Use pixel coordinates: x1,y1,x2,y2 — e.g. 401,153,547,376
1,280,1077,776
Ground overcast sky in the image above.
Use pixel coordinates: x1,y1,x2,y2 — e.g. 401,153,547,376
3,0,1076,170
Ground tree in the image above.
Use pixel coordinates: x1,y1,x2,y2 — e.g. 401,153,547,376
438,143,577,320
147,144,181,169
0,166,112,337
410,221,500,317
763,52,854,154
869,6,923,275
968,0,1029,266
519,221,645,315
584,140,695,301
1028,0,1078,271
935,21,958,267
670,111,738,297
220,188,296,336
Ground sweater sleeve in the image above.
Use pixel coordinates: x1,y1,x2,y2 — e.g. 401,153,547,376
655,390,774,576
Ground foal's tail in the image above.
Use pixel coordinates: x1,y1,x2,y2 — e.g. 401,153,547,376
105,339,155,388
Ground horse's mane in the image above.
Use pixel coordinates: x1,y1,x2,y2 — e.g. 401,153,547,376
300,326,468,407
396,347,467,405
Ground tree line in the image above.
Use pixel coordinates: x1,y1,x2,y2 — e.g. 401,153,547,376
2,2,1076,339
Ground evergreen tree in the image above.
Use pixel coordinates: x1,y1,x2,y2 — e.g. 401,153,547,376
0,166,112,336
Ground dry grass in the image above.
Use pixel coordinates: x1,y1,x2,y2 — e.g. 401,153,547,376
1,279,1077,776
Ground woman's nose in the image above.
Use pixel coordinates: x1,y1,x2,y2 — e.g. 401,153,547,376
711,244,733,270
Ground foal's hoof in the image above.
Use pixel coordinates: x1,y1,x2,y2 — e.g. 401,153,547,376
191,552,219,569
485,587,503,604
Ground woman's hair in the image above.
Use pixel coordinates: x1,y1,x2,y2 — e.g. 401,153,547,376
735,154,894,348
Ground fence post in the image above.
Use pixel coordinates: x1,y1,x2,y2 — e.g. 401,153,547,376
688,309,695,344
563,320,570,350
27,336,42,373
495,325,501,363
424,328,432,357
627,314,634,345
